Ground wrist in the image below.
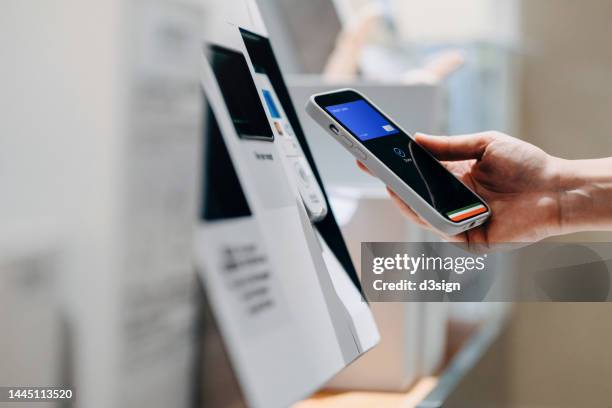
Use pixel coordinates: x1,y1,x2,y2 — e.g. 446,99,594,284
553,157,581,235
550,156,612,235
536,155,566,238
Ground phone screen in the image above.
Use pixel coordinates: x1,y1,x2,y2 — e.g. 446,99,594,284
315,91,487,223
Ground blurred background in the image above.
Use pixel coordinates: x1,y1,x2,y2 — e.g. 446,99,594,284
3,0,612,407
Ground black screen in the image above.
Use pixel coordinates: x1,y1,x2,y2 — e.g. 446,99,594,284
316,91,488,224
208,45,273,140
201,106,251,221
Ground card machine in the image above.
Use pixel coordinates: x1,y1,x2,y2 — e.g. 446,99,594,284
255,73,328,221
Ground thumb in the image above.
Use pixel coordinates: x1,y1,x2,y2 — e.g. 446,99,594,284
414,132,494,161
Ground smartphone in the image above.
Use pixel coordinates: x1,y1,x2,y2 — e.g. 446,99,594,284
306,89,490,235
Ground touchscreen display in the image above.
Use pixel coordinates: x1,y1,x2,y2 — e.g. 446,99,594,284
326,100,399,141
319,92,487,223
201,107,251,221
208,45,273,140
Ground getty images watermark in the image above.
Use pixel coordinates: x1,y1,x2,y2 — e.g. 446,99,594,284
361,242,612,302
371,251,487,294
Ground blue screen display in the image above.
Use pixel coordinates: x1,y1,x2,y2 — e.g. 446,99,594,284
262,89,281,119
325,100,399,141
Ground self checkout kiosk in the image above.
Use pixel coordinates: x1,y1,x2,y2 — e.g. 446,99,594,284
2,1,378,407
196,15,379,408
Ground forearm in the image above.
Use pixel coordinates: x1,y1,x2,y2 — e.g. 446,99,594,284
554,157,612,234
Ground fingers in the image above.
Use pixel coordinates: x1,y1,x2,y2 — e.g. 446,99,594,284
386,187,469,243
357,160,468,243
385,187,430,229
356,160,373,176
356,161,429,228
415,132,495,161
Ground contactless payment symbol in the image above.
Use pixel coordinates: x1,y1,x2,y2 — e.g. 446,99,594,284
393,147,406,157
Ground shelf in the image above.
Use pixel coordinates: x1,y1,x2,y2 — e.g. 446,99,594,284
293,377,437,408
294,312,509,408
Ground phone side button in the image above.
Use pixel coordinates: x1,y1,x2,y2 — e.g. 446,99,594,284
354,147,367,161
340,133,354,147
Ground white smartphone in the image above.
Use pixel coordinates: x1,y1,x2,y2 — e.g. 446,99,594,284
306,88,490,235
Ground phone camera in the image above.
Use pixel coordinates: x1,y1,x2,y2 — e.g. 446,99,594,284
329,124,340,135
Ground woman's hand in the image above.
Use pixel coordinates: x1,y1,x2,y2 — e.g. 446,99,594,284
358,131,566,244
